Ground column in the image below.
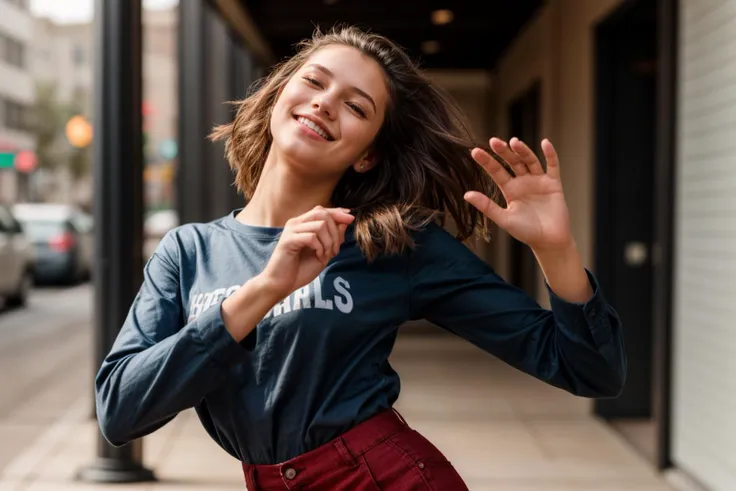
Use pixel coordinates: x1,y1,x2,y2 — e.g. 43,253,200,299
77,0,155,482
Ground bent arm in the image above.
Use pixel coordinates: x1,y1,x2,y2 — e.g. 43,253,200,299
408,225,626,398
95,234,259,446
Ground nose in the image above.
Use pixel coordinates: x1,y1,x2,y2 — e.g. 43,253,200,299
312,93,336,120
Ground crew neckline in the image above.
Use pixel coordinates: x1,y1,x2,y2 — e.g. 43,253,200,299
223,207,356,243
224,208,284,239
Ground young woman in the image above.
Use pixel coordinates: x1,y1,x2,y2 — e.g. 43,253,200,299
96,25,626,490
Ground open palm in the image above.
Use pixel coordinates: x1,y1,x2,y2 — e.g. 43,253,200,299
464,137,573,252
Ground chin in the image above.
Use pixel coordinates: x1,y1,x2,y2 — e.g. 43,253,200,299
276,138,329,172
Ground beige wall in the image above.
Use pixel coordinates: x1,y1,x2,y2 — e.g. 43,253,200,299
490,0,623,301
671,1,736,488
425,69,496,263
425,69,493,142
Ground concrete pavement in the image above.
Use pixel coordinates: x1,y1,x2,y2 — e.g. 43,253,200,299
0,310,675,490
0,285,92,473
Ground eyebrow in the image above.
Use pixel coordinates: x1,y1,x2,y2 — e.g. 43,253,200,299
306,63,377,113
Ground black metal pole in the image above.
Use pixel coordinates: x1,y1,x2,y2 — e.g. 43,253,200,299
227,41,256,211
77,0,155,483
653,0,677,472
206,8,239,218
177,0,209,224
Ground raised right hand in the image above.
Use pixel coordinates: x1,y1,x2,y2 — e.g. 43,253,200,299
259,206,355,299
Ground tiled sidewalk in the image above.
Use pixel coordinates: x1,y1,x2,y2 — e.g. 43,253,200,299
0,332,675,491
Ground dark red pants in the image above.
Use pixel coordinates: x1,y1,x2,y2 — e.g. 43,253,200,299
242,408,469,490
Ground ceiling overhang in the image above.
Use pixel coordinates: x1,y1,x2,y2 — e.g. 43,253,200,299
212,0,545,71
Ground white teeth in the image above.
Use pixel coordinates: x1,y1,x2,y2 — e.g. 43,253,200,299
297,117,331,140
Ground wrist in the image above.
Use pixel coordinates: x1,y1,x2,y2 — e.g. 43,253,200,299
250,273,288,305
532,239,593,303
531,239,578,265
221,275,284,343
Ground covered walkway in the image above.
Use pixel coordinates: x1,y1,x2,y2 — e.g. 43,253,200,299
0,330,672,491
79,0,679,488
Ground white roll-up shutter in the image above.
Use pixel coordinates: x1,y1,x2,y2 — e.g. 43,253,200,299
672,1,736,489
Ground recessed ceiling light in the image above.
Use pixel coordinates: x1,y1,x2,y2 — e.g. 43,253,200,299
421,40,440,54
431,9,454,25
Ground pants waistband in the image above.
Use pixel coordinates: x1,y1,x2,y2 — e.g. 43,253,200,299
242,408,409,490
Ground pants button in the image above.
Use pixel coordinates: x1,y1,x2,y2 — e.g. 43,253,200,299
283,467,297,480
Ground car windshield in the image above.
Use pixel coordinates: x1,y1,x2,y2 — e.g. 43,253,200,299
20,220,67,241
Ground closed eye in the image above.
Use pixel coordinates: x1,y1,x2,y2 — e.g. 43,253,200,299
303,76,323,88
347,103,366,118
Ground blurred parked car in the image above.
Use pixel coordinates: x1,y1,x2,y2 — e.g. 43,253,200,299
12,203,93,284
0,204,34,306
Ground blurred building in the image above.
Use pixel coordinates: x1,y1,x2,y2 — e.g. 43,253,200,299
0,0,34,202
141,7,178,211
30,7,177,207
32,18,93,205
33,20,92,113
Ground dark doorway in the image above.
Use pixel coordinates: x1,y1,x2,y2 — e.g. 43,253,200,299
595,0,657,421
594,0,676,471
507,81,541,298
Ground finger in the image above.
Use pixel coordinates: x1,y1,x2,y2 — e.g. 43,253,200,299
292,232,325,261
317,210,343,256
541,139,560,180
324,208,355,225
464,191,507,228
510,137,544,175
316,224,334,261
292,206,351,225
471,147,512,188
490,137,527,176
323,211,340,256
294,221,334,260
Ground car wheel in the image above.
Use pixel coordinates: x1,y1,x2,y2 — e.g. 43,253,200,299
6,270,32,307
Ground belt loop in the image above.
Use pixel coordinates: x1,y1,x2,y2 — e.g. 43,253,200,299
391,407,409,427
243,465,259,491
333,437,357,467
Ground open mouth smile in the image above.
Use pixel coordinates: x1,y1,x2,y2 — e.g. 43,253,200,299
295,116,335,141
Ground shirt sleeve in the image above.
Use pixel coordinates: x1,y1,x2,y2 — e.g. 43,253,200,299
94,229,252,447
407,224,627,398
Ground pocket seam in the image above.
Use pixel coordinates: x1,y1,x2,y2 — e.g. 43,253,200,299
359,454,382,491
384,437,418,465
383,440,435,489
388,431,452,465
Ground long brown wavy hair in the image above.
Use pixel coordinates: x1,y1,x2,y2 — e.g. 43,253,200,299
210,24,499,261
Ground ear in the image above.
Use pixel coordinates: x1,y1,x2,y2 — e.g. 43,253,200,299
353,150,378,173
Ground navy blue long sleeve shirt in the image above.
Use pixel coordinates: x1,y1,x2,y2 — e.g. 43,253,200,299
95,209,626,465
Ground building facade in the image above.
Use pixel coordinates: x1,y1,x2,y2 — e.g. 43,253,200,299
31,7,177,207
0,0,34,202
31,18,93,205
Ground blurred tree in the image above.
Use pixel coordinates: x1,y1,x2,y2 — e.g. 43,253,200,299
68,146,90,180
31,81,63,172
29,82,93,202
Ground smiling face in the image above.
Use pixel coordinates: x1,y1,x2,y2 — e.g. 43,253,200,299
269,44,390,177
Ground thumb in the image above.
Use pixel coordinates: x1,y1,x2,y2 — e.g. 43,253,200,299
464,191,506,227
